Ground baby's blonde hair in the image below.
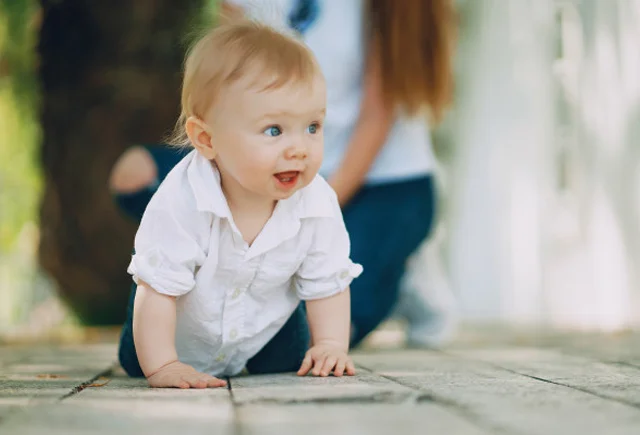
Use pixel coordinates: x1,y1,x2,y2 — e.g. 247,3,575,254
169,20,321,146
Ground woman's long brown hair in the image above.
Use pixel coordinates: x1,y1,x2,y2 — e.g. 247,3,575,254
367,0,456,123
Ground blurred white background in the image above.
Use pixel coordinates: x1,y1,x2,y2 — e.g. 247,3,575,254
1,0,639,336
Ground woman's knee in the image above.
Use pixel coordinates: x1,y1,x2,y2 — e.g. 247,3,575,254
109,146,158,194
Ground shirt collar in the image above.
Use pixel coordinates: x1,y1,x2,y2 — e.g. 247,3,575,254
293,175,338,219
187,151,232,219
187,150,337,221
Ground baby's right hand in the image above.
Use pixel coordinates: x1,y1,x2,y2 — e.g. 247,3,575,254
146,360,227,389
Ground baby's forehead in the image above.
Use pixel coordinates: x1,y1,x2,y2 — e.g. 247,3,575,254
226,71,325,105
202,64,325,120
235,65,324,92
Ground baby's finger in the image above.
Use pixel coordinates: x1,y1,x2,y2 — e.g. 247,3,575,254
175,379,190,389
312,355,327,376
197,374,219,388
297,353,313,376
333,359,346,377
148,374,188,389
320,356,337,377
183,374,207,389
206,376,227,388
345,359,356,376
159,378,190,389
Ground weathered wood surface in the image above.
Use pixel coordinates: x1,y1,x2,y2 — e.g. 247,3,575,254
1,331,640,434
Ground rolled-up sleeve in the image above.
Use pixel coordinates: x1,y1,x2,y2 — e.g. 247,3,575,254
127,208,207,297
295,213,363,301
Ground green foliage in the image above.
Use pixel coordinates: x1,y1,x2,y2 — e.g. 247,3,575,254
180,0,222,49
0,1,42,330
0,0,41,253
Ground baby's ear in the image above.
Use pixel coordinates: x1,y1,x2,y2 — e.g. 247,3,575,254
185,116,217,160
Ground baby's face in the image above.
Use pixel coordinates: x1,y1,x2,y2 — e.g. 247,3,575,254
208,73,326,202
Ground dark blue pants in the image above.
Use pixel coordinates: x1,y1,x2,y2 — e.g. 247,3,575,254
116,145,435,374
344,176,435,345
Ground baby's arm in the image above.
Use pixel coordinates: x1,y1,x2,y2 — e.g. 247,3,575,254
133,281,179,375
293,179,363,377
297,288,356,377
133,281,227,389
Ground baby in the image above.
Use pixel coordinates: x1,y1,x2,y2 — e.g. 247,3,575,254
117,20,362,388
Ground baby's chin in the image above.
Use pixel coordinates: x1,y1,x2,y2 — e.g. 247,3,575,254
272,175,314,199
271,187,301,201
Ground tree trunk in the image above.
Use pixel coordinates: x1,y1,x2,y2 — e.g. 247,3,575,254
37,0,202,324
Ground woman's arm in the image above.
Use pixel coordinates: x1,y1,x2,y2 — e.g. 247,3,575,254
328,42,394,206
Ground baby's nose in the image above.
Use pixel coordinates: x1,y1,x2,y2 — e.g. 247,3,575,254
286,144,308,159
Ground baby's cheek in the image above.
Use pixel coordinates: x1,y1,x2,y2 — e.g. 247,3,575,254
307,152,323,176
238,149,273,174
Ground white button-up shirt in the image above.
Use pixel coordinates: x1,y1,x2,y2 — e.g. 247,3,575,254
128,151,362,376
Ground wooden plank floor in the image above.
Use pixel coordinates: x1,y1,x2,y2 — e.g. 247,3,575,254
1,329,639,434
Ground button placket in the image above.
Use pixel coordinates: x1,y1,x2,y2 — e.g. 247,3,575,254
223,271,249,345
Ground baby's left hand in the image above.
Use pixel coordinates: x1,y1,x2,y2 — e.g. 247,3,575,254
297,343,356,377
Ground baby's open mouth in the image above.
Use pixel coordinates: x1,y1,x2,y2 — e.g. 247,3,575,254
274,171,300,188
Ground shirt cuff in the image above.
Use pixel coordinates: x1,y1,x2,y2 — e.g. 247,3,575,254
296,261,363,301
127,249,195,297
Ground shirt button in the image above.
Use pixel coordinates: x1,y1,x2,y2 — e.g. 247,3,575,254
229,329,238,340
232,288,242,299
215,353,226,362
340,270,350,280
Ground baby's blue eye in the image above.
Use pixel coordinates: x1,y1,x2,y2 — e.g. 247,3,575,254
307,123,319,134
264,126,282,137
